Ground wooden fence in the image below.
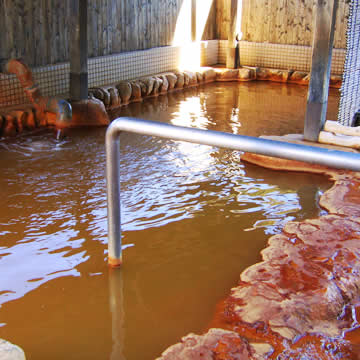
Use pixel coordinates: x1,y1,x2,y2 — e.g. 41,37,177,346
216,0,350,49
0,0,216,67
0,0,350,68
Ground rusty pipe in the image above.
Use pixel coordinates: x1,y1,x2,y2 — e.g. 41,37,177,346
5,59,72,129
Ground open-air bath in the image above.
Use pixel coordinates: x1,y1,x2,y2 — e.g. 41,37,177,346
1,80,353,359
2,0,360,358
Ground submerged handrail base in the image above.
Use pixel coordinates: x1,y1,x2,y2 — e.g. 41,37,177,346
105,117,360,267
108,256,123,267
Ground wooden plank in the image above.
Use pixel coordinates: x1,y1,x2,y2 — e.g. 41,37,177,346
248,0,256,42
240,0,249,41
140,0,146,49
288,0,297,44
155,0,160,46
35,0,44,66
334,0,347,49
120,0,126,52
279,0,287,44
249,0,257,42
125,0,130,50
191,0,196,41
3,0,14,60
147,0,151,47
342,0,351,48
268,0,276,43
226,0,238,68
304,0,313,46
0,0,5,60
136,0,141,50
30,0,39,65
58,0,66,62
87,0,93,57
154,0,160,46
112,0,121,53
160,0,165,45
163,0,168,44
53,0,59,63
297,0,306,45
168,0,172,44
0,0,350,69
45,0,52,64
256,0,264,43
103,0,108,55
16,0,25,59
146,0,150,47
107,0,112,54
202,0,217,40
96,0,102,55
261,0,270,44
65,0,70,61
170,0,175,44
245,0,254,42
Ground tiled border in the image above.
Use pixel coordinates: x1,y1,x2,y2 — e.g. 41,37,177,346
219,40,345,75
0,40,345,108
0,42,218,108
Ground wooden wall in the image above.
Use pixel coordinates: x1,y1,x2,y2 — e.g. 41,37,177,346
0,0,350,68
216,0,350,49
0,0,216,67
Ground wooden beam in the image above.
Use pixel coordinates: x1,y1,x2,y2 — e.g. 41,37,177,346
69,0,88,101
226,0,239,69
304,0,339,142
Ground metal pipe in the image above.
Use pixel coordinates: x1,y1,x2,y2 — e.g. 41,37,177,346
106,117,360,267
106,126,123,267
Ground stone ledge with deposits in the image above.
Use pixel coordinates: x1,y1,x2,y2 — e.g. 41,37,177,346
157,143,360,359
89,67,342,112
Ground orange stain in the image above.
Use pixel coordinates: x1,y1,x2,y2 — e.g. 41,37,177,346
207,156,360,359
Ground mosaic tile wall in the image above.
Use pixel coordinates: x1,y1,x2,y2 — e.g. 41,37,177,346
338,0,360,126
0,39,345,109
0,42,219,108
218,40,345,75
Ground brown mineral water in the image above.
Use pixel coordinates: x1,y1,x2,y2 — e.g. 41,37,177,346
0,81,339,359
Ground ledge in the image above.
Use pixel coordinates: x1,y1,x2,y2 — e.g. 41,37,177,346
156,137,360,359
0,66,342,138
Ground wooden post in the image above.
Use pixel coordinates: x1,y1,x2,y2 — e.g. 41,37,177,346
191,0,196,42
226,0,238,68
304,0,339,142
69,0,88,101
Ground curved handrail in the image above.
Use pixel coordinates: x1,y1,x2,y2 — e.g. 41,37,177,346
106,117,360,267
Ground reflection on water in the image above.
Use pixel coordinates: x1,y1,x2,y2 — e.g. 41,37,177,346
0,82,338,360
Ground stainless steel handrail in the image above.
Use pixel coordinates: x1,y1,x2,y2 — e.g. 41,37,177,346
106,117,360,267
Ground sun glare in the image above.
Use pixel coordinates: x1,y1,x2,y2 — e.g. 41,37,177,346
173,0,215,70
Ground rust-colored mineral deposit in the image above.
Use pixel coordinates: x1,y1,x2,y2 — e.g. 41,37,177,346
157,151,360,360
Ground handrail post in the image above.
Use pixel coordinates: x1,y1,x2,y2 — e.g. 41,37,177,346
106,123,123,267
105,117,360,268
